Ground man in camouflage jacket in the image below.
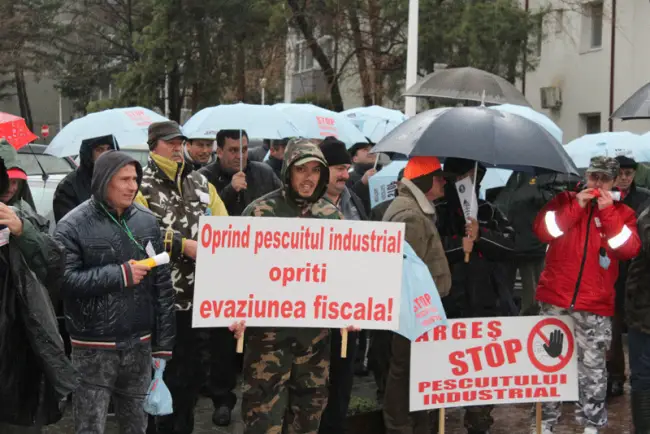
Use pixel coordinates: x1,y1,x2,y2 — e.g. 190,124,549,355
135,121,228,434
240,138,341,434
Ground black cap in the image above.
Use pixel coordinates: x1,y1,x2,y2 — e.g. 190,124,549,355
148,121,187,149
320,136,352,166
348,141,372,157
615,155,638,170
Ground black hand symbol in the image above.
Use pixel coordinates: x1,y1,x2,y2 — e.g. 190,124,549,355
543,329,564,358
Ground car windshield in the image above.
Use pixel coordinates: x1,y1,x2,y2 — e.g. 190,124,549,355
17,153,74,176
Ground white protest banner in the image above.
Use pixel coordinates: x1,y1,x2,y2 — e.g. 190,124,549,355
410,316,578,411
193,217,404,329
455,176,477,221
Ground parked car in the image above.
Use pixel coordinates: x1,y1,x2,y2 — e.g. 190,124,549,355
16,144,77,230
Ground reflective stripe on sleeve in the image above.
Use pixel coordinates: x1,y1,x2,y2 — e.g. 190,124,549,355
544,211,564,238
608,225,632,249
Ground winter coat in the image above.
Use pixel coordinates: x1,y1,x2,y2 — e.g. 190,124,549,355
266,155,283,179
0,202,79,426
436,186,516,318
626,205,650,334
0,139,35,210
54,151,175,356
53,135,118,223
248,144,269,163
135,152,227,309
534,191,640,317
346,163,376,215
327,186,368,221
383,179,451,296
200,159,281,217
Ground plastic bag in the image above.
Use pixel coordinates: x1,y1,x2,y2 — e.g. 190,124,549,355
143,358,173,416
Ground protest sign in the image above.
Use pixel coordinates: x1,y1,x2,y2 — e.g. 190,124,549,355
455,176,478,221
193,217,404,329
369,161,407,209
410,316,578,411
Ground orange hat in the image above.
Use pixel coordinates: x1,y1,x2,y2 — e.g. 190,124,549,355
403,156,444,180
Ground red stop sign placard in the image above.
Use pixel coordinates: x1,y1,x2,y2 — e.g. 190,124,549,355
41,125,49,137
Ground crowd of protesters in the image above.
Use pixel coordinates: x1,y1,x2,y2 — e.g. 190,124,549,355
1,123,650,434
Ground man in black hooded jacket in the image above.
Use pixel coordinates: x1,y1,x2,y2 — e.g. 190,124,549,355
54,151,175,434
434,158,515,434
53,135,118,222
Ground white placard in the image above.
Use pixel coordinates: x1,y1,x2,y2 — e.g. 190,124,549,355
410,316,579,411
192,217,404,329
455,176,478,221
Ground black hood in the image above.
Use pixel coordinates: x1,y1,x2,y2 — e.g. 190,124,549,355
91,150,142,207
80,135,119,171
0,157,7,197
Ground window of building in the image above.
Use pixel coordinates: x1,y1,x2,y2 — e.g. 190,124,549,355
293,41,314,74
589,2,603,48
580,113,602,135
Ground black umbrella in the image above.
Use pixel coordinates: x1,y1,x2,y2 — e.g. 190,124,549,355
611,82,650,120
371,106,579,175
403,67,531,107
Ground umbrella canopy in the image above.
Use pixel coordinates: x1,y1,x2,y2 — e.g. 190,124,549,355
273,103,368,148
182,103,304,140
403,67,531,107
612,82,650,120
368,160,408,209
372,106,578,175
0,112,38,150
564,132,650,168
342,106,408,143
488,104,563,144
478,168,513,199
46,107,169,157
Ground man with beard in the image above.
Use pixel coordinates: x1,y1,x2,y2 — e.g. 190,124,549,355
346,142,378,215
317,137,366,434
199,129,281,426
183,137,215,171
134,121,229,434
53,135,117,222
240,138,351,434
435,158,515,434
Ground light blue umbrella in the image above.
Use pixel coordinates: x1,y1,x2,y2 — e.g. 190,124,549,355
368,160,407,209
183,103,304,140
479,168,513,199
396,241,448,341
273,103,368,148
46,107,169,157
564,132,650,168
488,104,563,144
342,106,408,143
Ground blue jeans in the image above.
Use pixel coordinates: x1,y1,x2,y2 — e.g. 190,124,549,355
629,328,650,392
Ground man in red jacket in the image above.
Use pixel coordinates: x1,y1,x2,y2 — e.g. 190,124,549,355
531,156,641,434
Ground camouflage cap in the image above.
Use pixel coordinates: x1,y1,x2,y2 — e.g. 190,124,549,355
586,156,620,179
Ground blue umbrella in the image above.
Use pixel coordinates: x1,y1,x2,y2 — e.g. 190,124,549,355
183,103,304,140
479,168,513,199
46,107,169,157
273,103,368,148
396,241,448,341
488,104,563,144
368,160,407,209
564,132,650,168
342,106,408,143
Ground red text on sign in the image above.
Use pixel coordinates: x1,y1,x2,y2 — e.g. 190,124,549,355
416,320,503,342
268,263,327,286
449,339,523,376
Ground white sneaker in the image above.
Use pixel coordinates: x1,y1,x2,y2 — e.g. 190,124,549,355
583,427,599,434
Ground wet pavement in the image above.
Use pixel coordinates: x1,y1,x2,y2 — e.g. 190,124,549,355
39,376,633,434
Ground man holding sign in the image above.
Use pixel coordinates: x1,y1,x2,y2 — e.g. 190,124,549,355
435,158,515,434
240,138,342,433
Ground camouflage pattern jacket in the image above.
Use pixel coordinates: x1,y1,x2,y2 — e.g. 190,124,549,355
136,152,228,309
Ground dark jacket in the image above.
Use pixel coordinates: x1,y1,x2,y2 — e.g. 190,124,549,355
266,155,283,179
436,183,516,318
346,163,377,215
327,186,368,221
54,151,175,355
53,135,118,222
200,159,281,216
248,143,269,162
0,201,79,426
626,204,650,333
616,183,650,311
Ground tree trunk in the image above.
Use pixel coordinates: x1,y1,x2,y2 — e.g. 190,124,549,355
235,40,246,102
14,66,33,131
367,0,384,105
168,63,182,122
287,0,344,111
348,1,373,106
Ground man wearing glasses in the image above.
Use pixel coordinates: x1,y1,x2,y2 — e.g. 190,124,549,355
532,156,640,434
135,121,228,434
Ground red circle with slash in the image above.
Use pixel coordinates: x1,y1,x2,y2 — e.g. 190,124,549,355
527,317,574,373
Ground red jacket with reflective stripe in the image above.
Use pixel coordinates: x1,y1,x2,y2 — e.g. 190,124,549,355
533,191,640,316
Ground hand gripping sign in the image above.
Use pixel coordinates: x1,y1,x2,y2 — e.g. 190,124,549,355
410,316,578,412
